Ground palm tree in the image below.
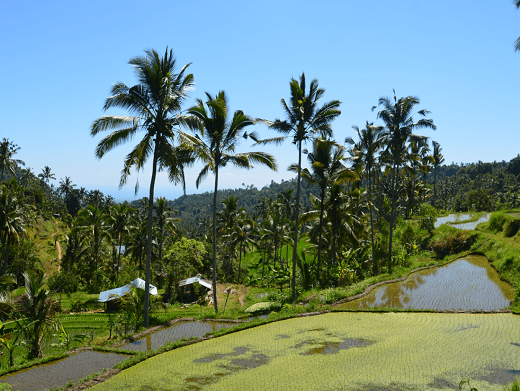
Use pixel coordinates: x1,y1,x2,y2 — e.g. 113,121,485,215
0,139,25,180
90,48,194,327
374,90,436,268
0,179,30,274
38,166,55,184
108,203,133,278
181,91,277,313
257,73,341,301
234,211,255,284
153,197,179,272
432,140,445,208
58,177,76,197
403,135,430,217
19,271,56,359
293,138,357,283
216,195,242,282
346,122,384,274
72,205,111,288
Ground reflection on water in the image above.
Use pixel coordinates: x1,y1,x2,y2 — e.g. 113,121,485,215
0,351,128,391
120,321,235,352
434,213,490,230
337,256,514,311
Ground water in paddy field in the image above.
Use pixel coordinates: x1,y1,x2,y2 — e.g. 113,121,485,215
434,213,490,230
119,320,236,352
0,351,129,391
336,255,514,311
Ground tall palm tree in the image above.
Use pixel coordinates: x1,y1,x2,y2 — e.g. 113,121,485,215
292,138,357,283
72,205,111,288
346,122,384,274
374,90,436,268
153,197,178,273
108,203,133,278
404,135,430,217
58,177,76,197
0,139,25,180
432,140,445,208
181,91,277,313
257,73,341,300
217,195,242,282
90,48,194,327
0,179,30,274
19,271,56,359
38,166,55,184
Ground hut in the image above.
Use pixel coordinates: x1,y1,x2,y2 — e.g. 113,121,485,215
178,274,212,303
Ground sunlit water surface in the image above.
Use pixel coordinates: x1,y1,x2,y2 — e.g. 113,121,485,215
336,255,514,311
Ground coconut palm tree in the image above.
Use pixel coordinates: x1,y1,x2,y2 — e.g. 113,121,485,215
217,195,242,282
292,138,357,283
181,91,277,312
0,179,30,274
19,271,56,359
153,198,178,273
0,139,25,180
58,177,76,197
257,73,341,300
72,205,111,288
90,48,194,327
108,203,133,278
346,122,384,274
374,90,436,268
38,166,55,184
432,140,445,207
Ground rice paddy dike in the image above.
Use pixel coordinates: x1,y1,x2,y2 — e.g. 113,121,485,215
4,211,520,390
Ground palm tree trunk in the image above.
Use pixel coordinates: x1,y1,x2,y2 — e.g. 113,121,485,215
117,235,122,278
369,169,377,275
291,141,302,301
238,242,243,284
433,167,437,208
388,161,397,270
317,191,325,284
212,166,219,313
143,146,159,328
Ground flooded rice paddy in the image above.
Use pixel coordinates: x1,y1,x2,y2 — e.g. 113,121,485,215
90,312,520,391
0,350,129,391
119,320,236,352
434,213,490,230
337,255,514,311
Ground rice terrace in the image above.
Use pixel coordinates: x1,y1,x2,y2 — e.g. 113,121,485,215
4,3,520,389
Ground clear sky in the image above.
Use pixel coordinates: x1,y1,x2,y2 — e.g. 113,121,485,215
2,1,519,201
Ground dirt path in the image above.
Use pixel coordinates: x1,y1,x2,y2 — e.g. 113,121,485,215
51,222,63,273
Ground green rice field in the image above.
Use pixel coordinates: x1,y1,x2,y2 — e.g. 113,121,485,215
91,312,520,390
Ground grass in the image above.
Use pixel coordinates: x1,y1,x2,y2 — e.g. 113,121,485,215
90,312,520,391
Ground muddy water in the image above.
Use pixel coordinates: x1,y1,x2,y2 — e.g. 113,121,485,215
434,213,490,229
0,351,128,391
119,321,236,352
336,255,514,311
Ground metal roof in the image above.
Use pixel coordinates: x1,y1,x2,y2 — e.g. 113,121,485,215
98,278,158,302
179,275,212,290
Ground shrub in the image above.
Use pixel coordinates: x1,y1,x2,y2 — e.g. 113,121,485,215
429,226,475,259
47,273,78,294
488,212,506,233
265,290,292,305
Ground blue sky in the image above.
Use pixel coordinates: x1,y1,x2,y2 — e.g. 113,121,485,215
2,1,519,201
